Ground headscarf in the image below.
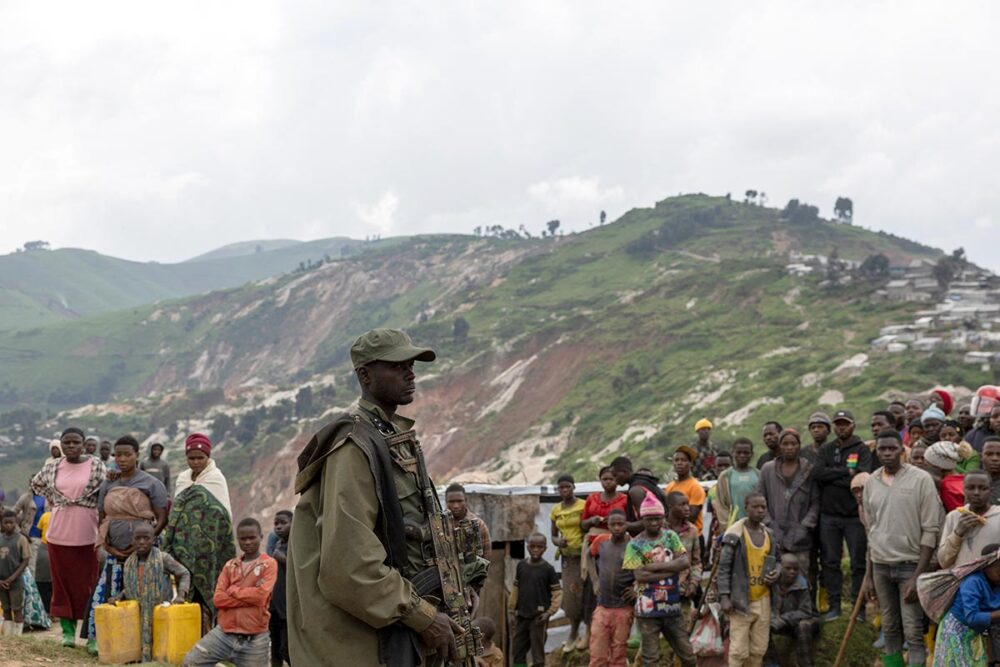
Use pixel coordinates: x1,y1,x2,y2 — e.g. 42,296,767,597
925,440,960,471
185,433,212,455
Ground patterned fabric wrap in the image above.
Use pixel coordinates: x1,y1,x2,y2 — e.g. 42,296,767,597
933,610,987,666
21,568,51,629
30,456,106,509
98,486,156,548
124,548,166,661
158,485,235,619
87,555,125,640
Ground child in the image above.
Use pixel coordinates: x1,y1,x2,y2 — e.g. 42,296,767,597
269,510,291,667
509,533,561,667
184,518,277,667
588,508,633,667
622,492,696,667
472,617,503,667
764,554,820,667
665,492,702,620
714,438,759,531
0,510,30,636
718,492,778,667
119,523,190,661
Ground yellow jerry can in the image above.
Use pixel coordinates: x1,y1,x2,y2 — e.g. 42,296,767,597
95,600,141,664
152,602,202,665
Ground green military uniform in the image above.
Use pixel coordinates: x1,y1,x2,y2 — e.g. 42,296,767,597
287,330,439,667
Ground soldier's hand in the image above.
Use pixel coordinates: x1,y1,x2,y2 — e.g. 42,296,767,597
419,612,463,660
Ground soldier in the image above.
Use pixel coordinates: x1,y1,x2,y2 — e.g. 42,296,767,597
287,329,463,666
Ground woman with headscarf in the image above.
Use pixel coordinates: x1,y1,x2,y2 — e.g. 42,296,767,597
30,427,106,647
932,544,1000,666
85,435,168,652
44,440,62,466
159,433,235,633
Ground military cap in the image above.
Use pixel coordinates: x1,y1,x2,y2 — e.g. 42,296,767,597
350,328,436,369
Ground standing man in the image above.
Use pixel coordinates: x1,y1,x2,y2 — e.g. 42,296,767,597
983,438,1000,505
914,406,945,448
803,412,831,463
863,430,943,667
691,419,718,481
937,471,1000,569
756,421,782,469
98,440,118,473
967,405,1000,454
287,329,466,666
444,484,491,552
755,429,819,575
902,399,924,445
887,401,907,433
140,443,172,495
957,404,976,435
610,457,668,536
813,409,872,620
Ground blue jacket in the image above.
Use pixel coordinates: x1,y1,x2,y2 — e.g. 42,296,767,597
951,572,1000,633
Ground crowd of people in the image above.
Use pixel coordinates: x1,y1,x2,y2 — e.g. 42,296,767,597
0,428,293,667
497,387,1000,667
3,376,1000,667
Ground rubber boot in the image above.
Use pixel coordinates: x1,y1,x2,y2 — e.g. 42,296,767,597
87,638,98,655
0,620,9,636
60,618,76,646
817,586,829,614
881,652,905,667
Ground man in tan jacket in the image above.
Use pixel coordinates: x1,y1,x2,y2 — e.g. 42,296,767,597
287,329,462,666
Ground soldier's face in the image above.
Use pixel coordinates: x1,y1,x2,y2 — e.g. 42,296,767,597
361,360,416,407
446,492,467,519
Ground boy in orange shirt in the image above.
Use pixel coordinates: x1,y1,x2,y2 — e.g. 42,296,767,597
184,518,277,667
665,446,706,533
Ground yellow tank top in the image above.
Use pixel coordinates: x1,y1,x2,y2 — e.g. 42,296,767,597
743,526,771,602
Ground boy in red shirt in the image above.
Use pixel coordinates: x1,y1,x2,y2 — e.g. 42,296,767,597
184,518,277,667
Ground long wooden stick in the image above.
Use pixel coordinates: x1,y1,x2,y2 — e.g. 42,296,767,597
689,547,723,633
832,577,869,667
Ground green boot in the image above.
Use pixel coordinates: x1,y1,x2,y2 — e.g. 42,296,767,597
87,638,98,655
60,618,76,647
881,652,905,667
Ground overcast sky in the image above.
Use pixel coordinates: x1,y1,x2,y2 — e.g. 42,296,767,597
2,1,998,270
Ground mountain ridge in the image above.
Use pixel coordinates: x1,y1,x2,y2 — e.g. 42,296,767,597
0,194,993,522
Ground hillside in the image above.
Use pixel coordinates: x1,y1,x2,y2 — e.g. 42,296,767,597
1,194,994,521
0,237,363,328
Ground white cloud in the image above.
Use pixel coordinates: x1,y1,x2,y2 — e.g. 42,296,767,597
0,1,998,270
354,191,399,236
527,176,624,210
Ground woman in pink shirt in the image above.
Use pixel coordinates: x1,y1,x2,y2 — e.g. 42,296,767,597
30,427,106,647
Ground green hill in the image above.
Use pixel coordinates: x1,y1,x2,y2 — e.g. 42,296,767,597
0,237,363,328
0,194,993,519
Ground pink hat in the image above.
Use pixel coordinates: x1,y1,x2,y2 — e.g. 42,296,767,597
639,490,665,517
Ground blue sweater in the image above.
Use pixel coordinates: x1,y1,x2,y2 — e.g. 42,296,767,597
951,572,1000,633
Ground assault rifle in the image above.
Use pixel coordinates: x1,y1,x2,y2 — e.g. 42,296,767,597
395,430,483,664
